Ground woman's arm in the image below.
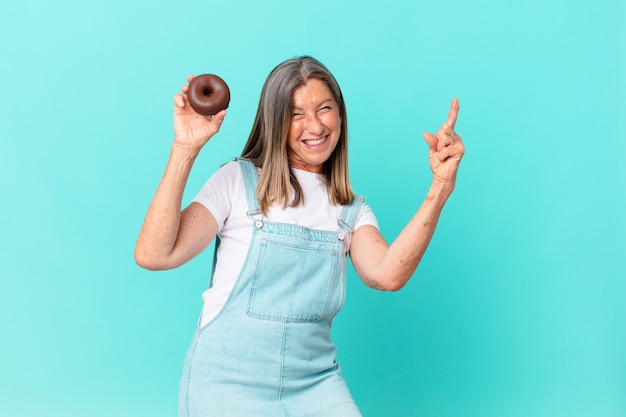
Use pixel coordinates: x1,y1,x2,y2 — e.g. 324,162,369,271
350,98,464,290
134,77,226,270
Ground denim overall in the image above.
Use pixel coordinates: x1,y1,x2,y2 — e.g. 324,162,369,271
179,158,364,417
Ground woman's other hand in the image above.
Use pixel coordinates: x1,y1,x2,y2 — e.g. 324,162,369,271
173,75,227,151
422,98,465,186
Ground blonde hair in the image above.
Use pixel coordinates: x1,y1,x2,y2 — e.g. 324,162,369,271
241,56,354,214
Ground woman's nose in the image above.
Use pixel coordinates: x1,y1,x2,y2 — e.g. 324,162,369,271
305,114,324,135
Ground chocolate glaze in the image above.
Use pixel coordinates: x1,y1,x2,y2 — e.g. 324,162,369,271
187,74,230,116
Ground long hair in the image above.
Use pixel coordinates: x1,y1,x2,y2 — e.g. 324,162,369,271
240,56,354,214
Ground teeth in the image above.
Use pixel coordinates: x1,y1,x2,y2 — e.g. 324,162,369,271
305,137,326,145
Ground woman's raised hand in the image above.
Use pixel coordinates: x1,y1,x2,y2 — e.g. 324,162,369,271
173,75,227,151
422,98,465,185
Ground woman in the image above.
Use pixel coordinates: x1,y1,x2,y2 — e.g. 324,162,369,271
135,56,464,417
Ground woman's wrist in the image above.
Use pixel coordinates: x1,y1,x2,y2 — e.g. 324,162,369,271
170,140,202,163
427,179,455,204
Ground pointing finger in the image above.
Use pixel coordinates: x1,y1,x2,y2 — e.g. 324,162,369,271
445,97,460,129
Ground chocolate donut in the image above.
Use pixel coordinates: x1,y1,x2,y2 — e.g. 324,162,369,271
187,74,230,116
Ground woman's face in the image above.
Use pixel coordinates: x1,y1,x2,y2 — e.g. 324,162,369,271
287,78,342,173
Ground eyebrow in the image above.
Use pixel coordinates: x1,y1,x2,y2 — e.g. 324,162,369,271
292,99,335,111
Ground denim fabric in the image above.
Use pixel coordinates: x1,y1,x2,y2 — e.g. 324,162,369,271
179,159,364,417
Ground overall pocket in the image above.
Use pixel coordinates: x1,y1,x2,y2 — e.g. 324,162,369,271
246,231,343,323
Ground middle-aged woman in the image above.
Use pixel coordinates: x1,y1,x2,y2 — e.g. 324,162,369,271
135,56,464,417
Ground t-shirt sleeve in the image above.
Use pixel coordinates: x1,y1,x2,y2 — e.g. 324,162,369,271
191,161,241,231
354,200,379,231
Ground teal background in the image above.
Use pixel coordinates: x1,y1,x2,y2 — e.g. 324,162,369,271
1,0,624,416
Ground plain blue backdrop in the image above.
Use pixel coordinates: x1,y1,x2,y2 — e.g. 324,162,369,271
1,0,624,416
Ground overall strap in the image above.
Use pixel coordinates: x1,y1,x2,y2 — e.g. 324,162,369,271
338,194,365,233
236,158,262,217
209,158,259,288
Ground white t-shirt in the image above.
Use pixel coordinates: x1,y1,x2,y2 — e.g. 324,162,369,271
192,160,379,327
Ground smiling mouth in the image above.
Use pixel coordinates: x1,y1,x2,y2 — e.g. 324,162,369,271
303,136,327,146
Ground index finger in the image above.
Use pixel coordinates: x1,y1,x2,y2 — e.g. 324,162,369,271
445,97,460,129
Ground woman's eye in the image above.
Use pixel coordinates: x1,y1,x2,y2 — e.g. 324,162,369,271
319,106,331,112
